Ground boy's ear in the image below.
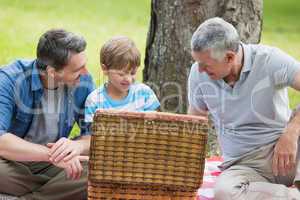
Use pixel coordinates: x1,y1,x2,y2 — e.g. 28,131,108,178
101,63,109,75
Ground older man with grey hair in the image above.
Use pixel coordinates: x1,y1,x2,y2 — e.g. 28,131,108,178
188,17,300,199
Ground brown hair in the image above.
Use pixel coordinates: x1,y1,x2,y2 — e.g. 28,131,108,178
100,36,141,71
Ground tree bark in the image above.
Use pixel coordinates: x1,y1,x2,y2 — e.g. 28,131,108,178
144,0,263,156
144,0,263,113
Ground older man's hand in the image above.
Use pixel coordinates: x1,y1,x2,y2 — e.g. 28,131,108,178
272,132,298,176
52,155,89,180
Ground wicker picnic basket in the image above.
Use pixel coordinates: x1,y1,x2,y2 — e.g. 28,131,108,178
88,110,209,200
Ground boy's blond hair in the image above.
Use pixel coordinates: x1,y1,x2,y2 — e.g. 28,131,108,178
100,36,141,71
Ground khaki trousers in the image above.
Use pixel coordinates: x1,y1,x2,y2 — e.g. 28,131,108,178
0,158,88,200
214,143,300,200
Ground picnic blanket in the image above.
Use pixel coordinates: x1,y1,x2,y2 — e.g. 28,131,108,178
0,157,224,200
196,156,223,200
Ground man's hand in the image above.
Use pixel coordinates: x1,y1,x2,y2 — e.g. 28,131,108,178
272,132,298,176
52,155,89,180
47,137,84,163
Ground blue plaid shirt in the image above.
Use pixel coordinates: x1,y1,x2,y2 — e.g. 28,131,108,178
0,59,95,139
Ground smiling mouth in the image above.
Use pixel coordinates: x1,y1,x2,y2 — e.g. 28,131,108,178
121,83,130,87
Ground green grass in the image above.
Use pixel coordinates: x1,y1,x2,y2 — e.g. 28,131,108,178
0,0,299,136
0,0,151,137
0,0,151,85
262,0,300,108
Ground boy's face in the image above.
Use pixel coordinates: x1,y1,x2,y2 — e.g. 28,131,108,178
106,67,138,93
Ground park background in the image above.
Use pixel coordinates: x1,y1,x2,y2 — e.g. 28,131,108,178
0,0,299,135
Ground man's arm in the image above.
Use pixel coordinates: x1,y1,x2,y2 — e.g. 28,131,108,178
272,69,300,176
187,105,208,118
0,133,87,180
291,70,300,90
272,110,300,176
74,135,90,155
187,63,209,118
0,72,50,162
0,133,49,162
47,135,91,163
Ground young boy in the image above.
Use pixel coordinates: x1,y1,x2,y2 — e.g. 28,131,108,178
85,36,160,123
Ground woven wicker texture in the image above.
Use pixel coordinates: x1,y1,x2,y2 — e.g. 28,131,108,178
89,110,209,200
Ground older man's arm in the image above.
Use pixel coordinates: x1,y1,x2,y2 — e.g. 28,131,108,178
273,109,300,176
291,70,300,90
272,70,300,176
188,105,209,118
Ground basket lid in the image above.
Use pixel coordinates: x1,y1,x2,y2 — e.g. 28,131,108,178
94,109,208,123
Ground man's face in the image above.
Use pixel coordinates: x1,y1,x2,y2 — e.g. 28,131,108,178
191,50,233,80
54,51,88,87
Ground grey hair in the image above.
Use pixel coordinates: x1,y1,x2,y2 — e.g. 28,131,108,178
191,17,240,60
36,29,86,70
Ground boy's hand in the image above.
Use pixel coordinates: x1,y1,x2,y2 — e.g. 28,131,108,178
52,155,89,180
47,137,84,163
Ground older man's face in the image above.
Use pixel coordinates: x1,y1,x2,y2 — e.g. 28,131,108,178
191,50,233,80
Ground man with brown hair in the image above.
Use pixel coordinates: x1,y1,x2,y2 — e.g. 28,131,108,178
0,29,95,200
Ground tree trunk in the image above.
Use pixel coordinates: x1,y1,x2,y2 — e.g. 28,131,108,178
144,0,263,113
144,0,263,156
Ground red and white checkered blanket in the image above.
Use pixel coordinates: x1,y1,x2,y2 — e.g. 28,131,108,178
0,157,224,200
196,156,223,200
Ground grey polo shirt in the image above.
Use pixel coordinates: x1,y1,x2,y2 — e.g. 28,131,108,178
188,43,300,162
